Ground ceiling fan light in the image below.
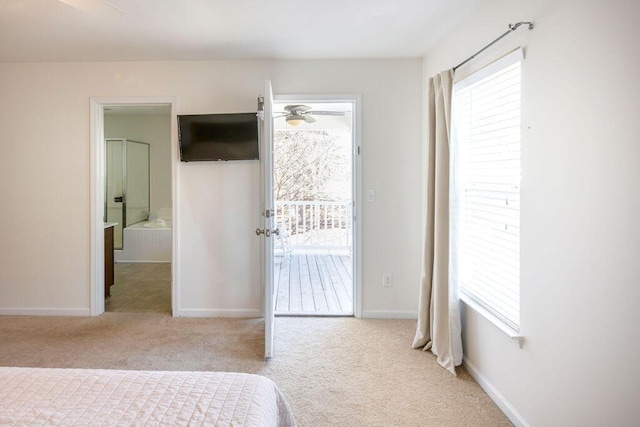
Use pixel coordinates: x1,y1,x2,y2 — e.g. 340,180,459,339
286,117,305,126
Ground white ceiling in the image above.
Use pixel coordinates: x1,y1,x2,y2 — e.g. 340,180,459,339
0,0,481,62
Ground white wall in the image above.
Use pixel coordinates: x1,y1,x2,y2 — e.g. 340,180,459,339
105,113,172,215
422,0,640,424
0,59,423,317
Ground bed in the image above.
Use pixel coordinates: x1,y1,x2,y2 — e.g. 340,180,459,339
0,367,296,426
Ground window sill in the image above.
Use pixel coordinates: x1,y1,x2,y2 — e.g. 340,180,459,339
459,294,525,348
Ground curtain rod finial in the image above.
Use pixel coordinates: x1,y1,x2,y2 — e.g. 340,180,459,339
509,21,534,31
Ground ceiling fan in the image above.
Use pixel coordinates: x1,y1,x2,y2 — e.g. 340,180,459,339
57,0,123,16
276,105,345,126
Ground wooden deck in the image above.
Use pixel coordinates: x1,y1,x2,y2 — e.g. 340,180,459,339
275,254,353,315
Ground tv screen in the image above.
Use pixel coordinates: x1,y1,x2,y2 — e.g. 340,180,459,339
178,113,259,162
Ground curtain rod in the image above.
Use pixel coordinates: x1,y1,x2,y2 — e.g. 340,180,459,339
453,21,534,72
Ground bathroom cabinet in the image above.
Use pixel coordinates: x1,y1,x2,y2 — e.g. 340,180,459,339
104,224,115,298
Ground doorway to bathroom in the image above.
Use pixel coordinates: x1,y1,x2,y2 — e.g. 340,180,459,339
102,105,173,314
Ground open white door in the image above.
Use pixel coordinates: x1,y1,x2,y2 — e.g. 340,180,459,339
260,81,276,359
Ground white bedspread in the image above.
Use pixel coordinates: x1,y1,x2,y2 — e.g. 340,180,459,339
0,367,296,426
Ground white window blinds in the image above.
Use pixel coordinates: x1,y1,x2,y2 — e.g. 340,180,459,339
451,49,522,332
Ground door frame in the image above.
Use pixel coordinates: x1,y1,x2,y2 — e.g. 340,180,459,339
272,93,363,318
89,96,180,316
262,81,275,359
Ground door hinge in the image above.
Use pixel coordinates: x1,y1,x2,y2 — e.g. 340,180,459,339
264,209,274,218
356,146,361,155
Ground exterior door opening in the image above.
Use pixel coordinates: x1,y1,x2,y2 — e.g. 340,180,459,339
272,100,356,316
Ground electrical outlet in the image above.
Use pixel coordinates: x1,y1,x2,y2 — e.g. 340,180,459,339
382,272,393,287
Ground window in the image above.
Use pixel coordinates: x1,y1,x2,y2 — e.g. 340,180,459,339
451,49,522,332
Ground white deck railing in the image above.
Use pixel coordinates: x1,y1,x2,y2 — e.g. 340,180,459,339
275,201,352,252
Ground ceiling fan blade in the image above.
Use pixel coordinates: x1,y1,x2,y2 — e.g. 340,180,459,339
58,0,124,16
304,115,316,123
307,111,346,116
284,104,311,114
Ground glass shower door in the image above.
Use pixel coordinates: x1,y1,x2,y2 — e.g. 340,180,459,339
105,139,124,249
126,141,150,227
105,139,150,250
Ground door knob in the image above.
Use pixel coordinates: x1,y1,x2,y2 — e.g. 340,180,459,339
256,228,274,237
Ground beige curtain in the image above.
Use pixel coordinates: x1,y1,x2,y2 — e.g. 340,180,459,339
412,69,463,375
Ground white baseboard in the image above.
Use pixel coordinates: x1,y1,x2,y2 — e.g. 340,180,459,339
361,310,418,319
177,309,262,318
463,356,529,427
0,308,91,316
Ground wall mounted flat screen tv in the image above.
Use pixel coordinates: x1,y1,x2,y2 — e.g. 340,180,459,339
178,113,259,162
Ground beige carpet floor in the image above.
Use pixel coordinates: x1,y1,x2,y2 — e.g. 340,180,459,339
0,314,511,426
105,263,171,314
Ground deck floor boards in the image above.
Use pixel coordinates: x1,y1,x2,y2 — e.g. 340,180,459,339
275,254,353,315
324,255,352,309
288,255,302,312
299,255,316,312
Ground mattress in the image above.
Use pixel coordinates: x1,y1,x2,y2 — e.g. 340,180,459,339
0,367,296,426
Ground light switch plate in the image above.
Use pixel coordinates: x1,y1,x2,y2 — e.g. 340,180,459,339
383,272,392,287
366,189,376,203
